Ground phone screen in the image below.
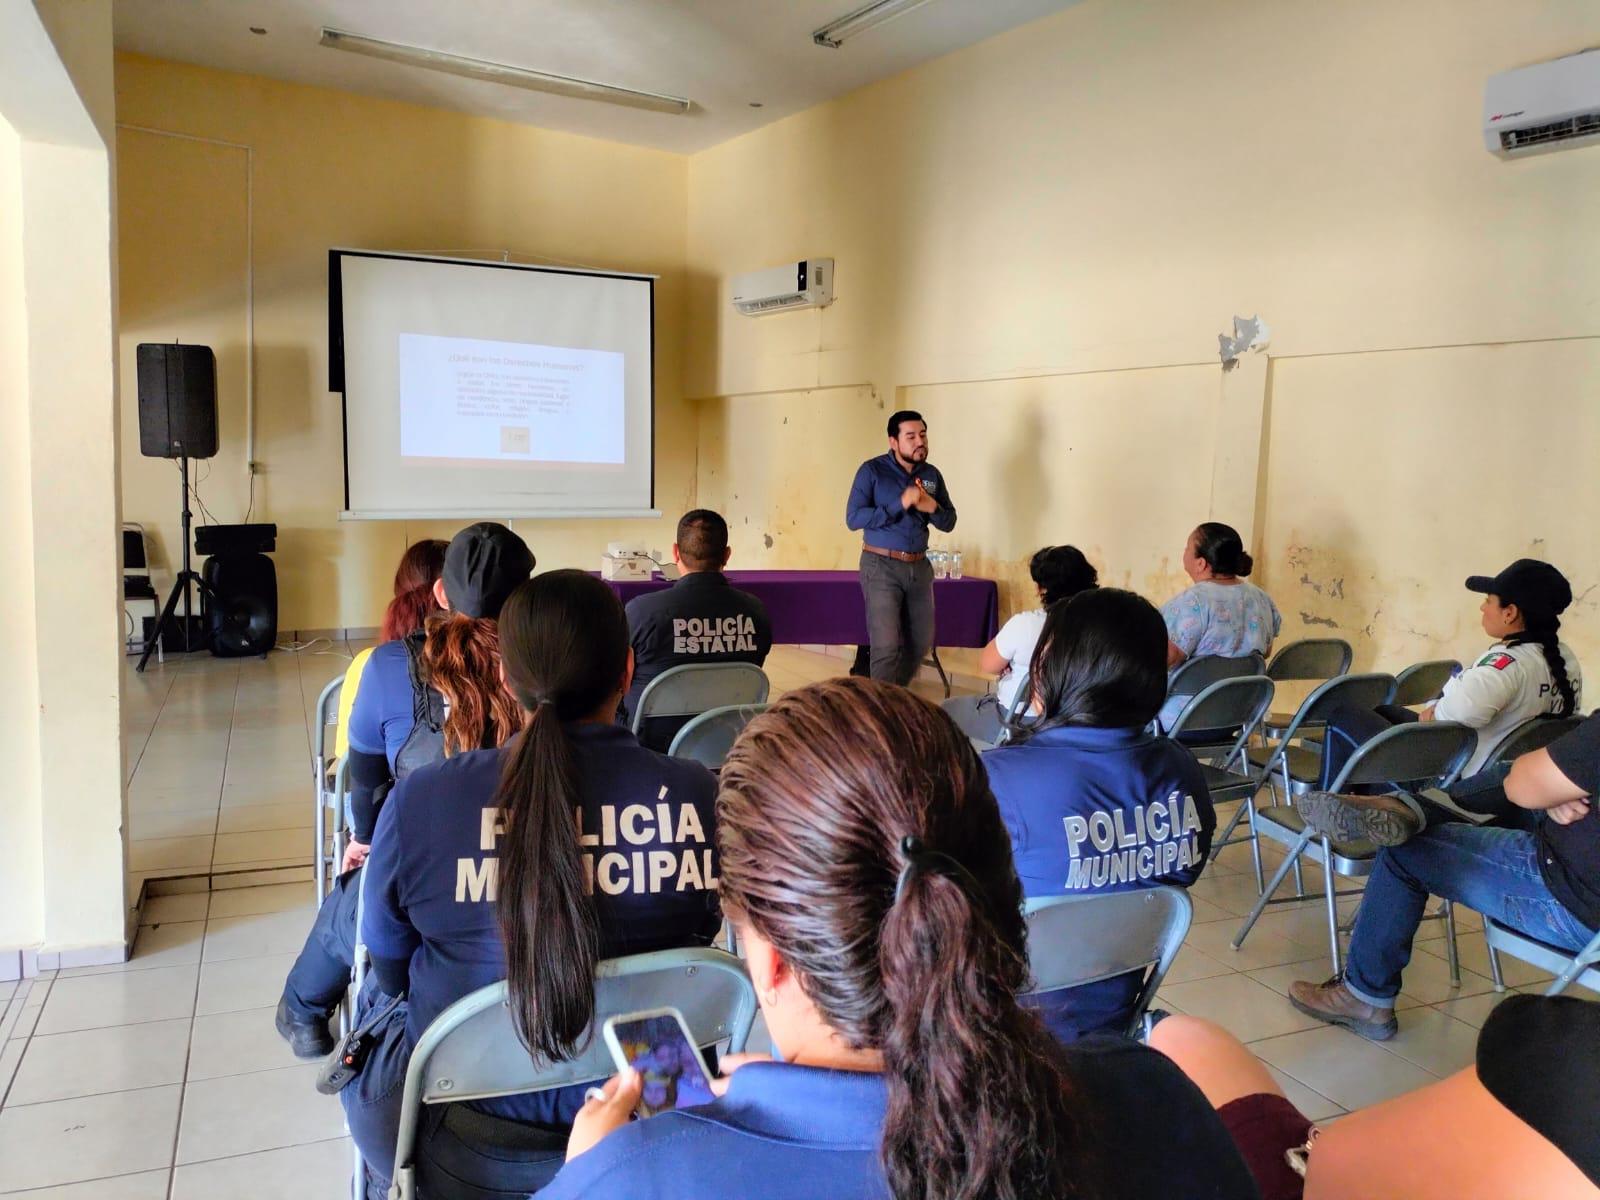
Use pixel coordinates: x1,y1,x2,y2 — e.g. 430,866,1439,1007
608,1013,716,1117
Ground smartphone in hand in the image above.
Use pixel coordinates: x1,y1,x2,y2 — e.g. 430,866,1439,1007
601,1007,716,1118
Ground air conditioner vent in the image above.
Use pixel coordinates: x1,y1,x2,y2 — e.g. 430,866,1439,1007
1499,110,1600,151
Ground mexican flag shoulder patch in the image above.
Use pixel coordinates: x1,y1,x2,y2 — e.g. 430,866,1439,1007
1476,652,1515,671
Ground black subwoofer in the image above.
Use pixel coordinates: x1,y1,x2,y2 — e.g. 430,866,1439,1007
203,552,277,657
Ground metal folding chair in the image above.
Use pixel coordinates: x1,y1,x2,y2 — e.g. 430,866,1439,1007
389,948,757,1200
668,703,768,770
631,663,770,736
1023,887,1193,1039
1245,672,1396,803
1165,653,1265,715
1261,638,1353,739
1482,714,1584,767
1232,721,1477,974
1484,922,1600,996
313,676,343,903
1385,659,1462,708
318,756,352,905
1167,676,1276,889
994,674,1038,747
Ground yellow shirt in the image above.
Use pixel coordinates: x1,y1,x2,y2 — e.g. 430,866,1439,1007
333,646,376,760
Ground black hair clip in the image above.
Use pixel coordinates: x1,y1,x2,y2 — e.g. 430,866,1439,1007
895,834,974,903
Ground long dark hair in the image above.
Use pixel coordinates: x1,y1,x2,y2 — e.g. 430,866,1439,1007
1025,588,1168,734
493,570,628,1061
380,539,447,642
1030,545,1098,607
717,679,1092,1200
1508,616,1578,718
1192,522,1253,578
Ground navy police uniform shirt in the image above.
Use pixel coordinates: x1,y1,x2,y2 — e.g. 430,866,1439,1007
538,1039,1257,1200
361,722,722,1124
346,639,415,768
623,572,774,749
984,725,1216,1040
845,452,957,555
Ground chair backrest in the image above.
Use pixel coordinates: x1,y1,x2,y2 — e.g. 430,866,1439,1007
632,663,770,732
391,948,757,1197
314,675,343,772
1266,638,1352,682
1280,671,1397,741
1166,653,1265,703
1329,721,1477,793
1481,715,1584,771
668,704,768,769
1168,676,1276,763
1023,887,1192,1038
1385,659,1461,707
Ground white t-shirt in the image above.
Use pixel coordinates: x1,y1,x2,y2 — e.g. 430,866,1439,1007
993,608,1048,713
1434,640,1584,775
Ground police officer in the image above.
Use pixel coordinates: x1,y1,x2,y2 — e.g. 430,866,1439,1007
346,572,722,1196
983,587,1216,1041
845,410,957,686
622,509,773,751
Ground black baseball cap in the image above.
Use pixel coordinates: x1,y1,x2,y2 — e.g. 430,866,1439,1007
1465,559,1572,621
443,523,534,619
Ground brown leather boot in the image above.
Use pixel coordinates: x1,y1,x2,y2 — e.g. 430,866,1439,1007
1288,976,1398,1041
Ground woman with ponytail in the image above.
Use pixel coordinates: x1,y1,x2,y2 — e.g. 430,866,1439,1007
544,678,1259,1200
1311,558,1583,803
342,570,721,1198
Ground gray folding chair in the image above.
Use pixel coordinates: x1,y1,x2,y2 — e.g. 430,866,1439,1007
631,663,770,735
318,756,352,905
390,948,757,1200
1484,921,1600,996
994,674,1038,747
1023,887,1193,1039
1261,638,1353,739
313,676,343,903
1245,672,1396,803
1167,676,1276,889
1165,653,1265,716
1233,721,1477,974
668,703,768,770
1385,659,1462,708
1482,714,1583,768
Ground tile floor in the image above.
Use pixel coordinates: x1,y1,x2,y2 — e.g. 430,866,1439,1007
0,644,1572,1195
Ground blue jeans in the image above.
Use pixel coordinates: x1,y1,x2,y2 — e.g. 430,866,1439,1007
1344,820,1597,1006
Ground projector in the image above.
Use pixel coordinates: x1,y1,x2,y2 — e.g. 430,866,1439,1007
601,543,656,581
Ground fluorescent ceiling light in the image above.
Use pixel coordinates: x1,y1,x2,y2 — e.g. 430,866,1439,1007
319,28,691,115
812,0,937,48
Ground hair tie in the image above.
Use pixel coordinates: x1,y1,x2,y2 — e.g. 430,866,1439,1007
894,834,974,903
533,696,556,710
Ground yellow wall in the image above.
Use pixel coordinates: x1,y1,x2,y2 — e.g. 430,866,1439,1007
688,0,1600,673
114,54,690,632
0,0,125,962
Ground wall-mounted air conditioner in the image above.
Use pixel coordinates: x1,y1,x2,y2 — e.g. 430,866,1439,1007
1484,49,1600,158
731,259,833,316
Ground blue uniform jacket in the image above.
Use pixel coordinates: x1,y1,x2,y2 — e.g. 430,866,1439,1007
362,722,722,1125
983,724,1215,1041
845,452,956,554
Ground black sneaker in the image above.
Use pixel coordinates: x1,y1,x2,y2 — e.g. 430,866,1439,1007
275,998,335,1059
1295,790,1424,848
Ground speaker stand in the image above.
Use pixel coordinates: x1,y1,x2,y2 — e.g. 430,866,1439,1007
136,456,213,673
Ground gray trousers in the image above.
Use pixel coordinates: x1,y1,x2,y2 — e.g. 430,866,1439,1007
859,550,935,687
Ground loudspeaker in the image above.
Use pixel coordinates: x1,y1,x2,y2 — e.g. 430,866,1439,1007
195,522,277,557
203,552,277,657
137,343,218,459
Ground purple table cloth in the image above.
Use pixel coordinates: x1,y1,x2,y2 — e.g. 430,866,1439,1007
601,570,1000,648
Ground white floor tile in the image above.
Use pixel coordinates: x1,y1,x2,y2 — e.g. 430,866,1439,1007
188,1007,307,1080
140,893,213,927
1251,1025,1441,1111
208,882,315,920
1428,989,1519,1030
170,1138,351,1200
213,828,308,866
175,1064,343,1164
0,1169,171,1198
0,1084,182,1192
1158,972,1327,1044
195,953,297,1016
61,921,205,977
202,909,316,962
1262,1064,1344,1122
129,836,215,873
1184,917,1325,972
36,965,199,1035
8,1017,192,1106
216,803,312,834
1379,1005,1482,1078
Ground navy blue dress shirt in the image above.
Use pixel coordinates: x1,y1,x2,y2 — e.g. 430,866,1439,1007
845,452,956,554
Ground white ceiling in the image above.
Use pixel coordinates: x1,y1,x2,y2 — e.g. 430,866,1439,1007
112,0,1081,154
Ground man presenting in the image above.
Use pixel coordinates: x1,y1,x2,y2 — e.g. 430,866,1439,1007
846,410,957,686
622,509,773,750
